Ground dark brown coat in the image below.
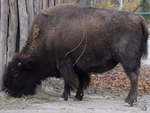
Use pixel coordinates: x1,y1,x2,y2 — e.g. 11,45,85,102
2,4,149,106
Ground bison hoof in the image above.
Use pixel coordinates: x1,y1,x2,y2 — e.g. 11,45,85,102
75,95,83,101
61,94,68,101
64,97,68,101
125,94,137,106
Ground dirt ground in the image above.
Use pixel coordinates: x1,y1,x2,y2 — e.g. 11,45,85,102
0,64,150,113
0,90,150,113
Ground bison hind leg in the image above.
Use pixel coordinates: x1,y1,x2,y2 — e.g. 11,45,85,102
120,56,140,106
124,70,139,106
74,67,90,101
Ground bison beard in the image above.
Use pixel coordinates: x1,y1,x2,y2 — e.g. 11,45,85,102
2,4,149,106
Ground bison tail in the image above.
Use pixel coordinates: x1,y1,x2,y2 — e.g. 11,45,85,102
140,16,149,58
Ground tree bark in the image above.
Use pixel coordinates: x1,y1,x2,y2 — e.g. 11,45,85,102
0,0,9,90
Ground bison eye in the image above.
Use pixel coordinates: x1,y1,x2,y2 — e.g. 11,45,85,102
17,62,22,67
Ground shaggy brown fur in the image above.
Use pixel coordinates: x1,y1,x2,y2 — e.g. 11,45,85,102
2,4,148,106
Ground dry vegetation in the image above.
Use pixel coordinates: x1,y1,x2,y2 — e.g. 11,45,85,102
93,0,141,11
93,0,150,24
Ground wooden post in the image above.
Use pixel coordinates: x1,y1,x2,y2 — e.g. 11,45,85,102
40,0,43,9
0,0,9,90
27,0,35,30
43,0,49,9
49,0,56,7
18,0,29,51
7,0,18,63
34,0,41,15
0,1,1,35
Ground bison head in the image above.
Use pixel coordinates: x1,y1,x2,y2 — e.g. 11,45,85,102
2,55,40,97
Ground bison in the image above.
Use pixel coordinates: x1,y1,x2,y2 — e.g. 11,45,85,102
2,4,149,106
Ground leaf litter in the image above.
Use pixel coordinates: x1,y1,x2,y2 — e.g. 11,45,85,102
89,64,150,96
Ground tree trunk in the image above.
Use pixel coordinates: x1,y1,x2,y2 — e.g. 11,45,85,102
0,0,9,90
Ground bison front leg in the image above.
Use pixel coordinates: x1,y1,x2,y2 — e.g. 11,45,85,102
75,83,84,100
61,82,71,100
125,71,139,106
58,58,79,101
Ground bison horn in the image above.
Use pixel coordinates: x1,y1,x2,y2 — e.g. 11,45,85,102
17,62,22,67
